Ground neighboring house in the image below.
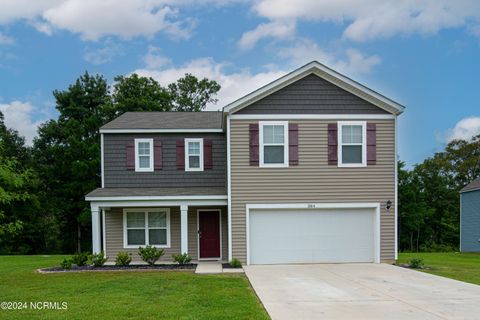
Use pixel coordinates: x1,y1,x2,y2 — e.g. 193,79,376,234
86,61,404,265
460,177,480,252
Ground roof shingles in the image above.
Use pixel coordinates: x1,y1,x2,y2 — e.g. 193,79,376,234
461,177,480,193
86,187,227,198
101,111,224,130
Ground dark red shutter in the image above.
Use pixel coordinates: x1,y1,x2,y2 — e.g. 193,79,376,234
328,123,338,165
204,139,213,169
249,124,259,166
126,140,135,170
176,139,185,170
289,123,299,165
367,123,377,165
154,139,162,170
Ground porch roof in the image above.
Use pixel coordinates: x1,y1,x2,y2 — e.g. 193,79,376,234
86,186,227,200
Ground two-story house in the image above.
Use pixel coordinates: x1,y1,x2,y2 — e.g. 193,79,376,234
86,61,404,265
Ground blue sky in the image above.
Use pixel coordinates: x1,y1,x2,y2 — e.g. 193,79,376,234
0,1,479,166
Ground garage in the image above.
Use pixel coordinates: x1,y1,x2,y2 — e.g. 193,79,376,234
248,206,379,265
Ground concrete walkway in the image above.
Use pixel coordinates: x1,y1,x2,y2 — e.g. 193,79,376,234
195,261,223,274
244,263,480,320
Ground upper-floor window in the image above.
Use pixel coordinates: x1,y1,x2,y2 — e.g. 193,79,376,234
135,138,154,172
259,121,289,167
185,138,204,171
338,121,366,167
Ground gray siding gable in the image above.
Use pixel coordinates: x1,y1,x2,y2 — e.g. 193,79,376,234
461,189,480,252
103,133,226,188
236,74,389,115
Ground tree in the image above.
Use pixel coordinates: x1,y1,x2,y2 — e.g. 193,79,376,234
109,74,173,119
0,112,30,165
398,135,480,252
33,72,111,253
168,73,221,111
0,158,25,244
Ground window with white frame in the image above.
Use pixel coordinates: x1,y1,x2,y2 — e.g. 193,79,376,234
260,121,289,167
338,121,366,167
185,138,203,171
124,209,170,248
135,138,153,172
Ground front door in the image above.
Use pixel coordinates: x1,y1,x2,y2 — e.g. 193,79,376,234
199,211,221,259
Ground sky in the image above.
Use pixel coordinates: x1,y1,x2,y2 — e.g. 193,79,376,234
0,0,479,166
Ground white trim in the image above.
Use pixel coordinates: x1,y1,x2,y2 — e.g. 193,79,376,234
394,115,398,260
227,115,232,261
197,209,222,261
102,209,106,256
134,138,154,172
91,205,101,254
185,138,204,172
100,133,104,188
86,195,227,201
223,61,405,115
459,193,463,252
122,208,171,249
337,121,367,167
230,114,395,120
180,204,188,254
259,121,289,168
100,128,223,134
90,200,227,209
245,202,381,265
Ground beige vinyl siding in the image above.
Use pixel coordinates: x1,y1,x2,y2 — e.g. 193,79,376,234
105,206,228,262
230,119,396,263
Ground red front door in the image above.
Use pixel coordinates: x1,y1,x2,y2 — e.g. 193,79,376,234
199,211,221,259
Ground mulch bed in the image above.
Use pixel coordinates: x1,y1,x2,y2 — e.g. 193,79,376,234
39,264,197,273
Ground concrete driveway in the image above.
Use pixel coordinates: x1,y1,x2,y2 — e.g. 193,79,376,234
244,263,480,320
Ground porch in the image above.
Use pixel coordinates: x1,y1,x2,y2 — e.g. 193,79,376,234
86,187,228,263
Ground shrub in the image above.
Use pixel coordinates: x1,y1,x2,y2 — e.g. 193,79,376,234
60,258,72,270
229,257,242,268
72,252,89,266
409,257,424,269
138,245,164,266
89,251,108,267
115,252,132,266
172,253,192,265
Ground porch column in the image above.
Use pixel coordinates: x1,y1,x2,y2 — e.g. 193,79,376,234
180,204,188,254
91,204,101,254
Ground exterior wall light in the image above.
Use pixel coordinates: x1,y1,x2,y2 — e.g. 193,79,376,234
386,200,392,211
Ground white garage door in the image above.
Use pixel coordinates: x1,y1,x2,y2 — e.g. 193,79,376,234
249,208,376,264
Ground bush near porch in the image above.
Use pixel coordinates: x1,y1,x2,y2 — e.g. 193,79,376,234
0,255,268,320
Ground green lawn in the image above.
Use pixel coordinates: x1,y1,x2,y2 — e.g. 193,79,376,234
0,255,269,320
398,252,480,285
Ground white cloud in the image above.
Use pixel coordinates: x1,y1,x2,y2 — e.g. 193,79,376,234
445,116,480,142
0,32,14,45
0,101,46,145
143,46,172,69
133,57,286,109
83,40,123,65
238,20,295,50
277,39,381,75
42,0,190,41
250,0,480,43
0,0,240,41
0,0,63,24
0,0,202,41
